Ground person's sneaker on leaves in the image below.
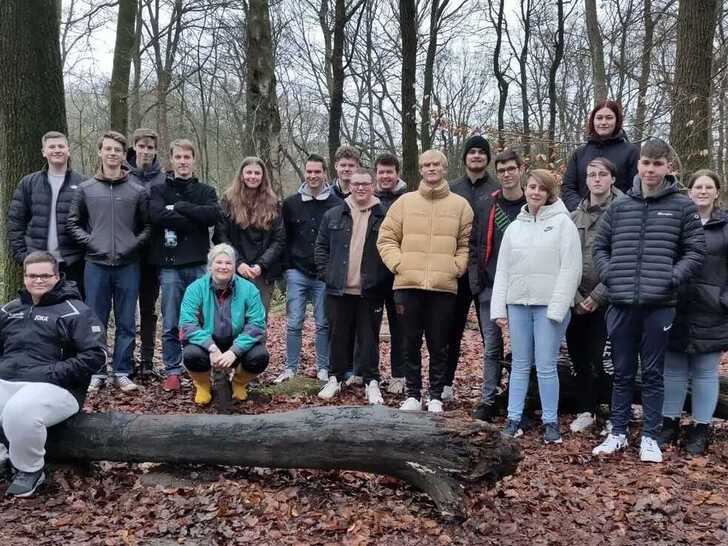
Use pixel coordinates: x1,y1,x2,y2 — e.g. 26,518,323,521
160,374,179,392
657,417,680,448
684,423,710,456
115,375,139,392
569,412,595,433
318,377,341,400
386,377,406,395
427,399,444,414
365,380,384,405
471,402,496,422
502,419,523,438
543,422,562,444
345,375,363,387
639,436,663,463
87,376,105,393
400,397,422,411
5,468,45,498
441,385,454,401
316,368,329,382
273,369,295,384
592,433,628,455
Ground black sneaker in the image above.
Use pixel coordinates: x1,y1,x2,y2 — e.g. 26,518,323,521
543,422,562,444
684,423,710,456
5,468,45,497
472,402,496,422
502,419,523,438
657,417,680,448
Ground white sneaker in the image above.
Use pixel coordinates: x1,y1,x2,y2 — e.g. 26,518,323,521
114,375,138,393
600,420,613,436
87,376,105,393
640,436,663,463
318,377,341,400
274,369,295,384
441,385,454,401
592,433,628,455
570,412,595,433
345,375,363,386
316,368,329,382
400,397,422,411
387,377,406,394
365,380,384,405
427,399,444,414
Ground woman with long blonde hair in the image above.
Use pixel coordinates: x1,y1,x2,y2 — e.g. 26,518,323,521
214,157,285,311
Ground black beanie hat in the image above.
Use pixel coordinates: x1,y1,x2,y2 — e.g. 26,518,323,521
462,135,491,165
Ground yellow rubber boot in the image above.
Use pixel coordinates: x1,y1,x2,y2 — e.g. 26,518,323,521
188,371,212,406
232,369,257,401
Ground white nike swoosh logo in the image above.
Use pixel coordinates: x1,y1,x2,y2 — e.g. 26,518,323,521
663,324,672,332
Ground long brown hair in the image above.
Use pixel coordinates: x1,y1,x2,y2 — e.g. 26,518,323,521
222,157,279,230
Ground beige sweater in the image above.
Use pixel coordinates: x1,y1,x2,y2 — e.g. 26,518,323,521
344,195,380,295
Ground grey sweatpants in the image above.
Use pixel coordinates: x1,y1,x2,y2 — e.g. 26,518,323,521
0,380,79,472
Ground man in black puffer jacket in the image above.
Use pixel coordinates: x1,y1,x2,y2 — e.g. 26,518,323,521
148,138,219,393
0,251,106,497
7,131,86,294
592,139,705,463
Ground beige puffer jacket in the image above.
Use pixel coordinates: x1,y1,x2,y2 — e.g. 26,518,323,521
376,179,473,294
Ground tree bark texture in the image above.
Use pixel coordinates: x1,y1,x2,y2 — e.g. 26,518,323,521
547,0,565,161
669,0,719,175
246,0,282,197
0,0,67,302
399,0,419,188
110,0,138,136
489,0,509,150
327,0,346,170
584,0,607,104
633,0,654,142
8,408,522,519
420,0,447,151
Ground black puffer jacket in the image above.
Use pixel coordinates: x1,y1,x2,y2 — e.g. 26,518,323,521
0,280,106,406
314,202,392,298
148,176,219,267
213,204,286,281
592,176,705,306
449,171,499,211
8,169,86,265
67,171,152,266
562,130,639,211
375,180,408,211
669,210,728,353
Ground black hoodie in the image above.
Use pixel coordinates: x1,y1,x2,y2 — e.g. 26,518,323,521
0,280,106,405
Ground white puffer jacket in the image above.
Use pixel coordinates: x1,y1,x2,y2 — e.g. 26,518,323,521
490,198,582,323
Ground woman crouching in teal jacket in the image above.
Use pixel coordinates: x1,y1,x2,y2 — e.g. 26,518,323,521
179,243,268,405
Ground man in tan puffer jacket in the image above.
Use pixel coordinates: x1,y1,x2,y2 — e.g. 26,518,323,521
377,149,473,413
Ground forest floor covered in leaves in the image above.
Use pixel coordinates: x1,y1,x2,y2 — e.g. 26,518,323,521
1,309,727,545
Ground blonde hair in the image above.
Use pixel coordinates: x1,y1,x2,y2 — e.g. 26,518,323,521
526,169,560,204
418,149,449,169
222,156,279,230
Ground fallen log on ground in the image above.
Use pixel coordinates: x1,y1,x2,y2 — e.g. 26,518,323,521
3,406,521,518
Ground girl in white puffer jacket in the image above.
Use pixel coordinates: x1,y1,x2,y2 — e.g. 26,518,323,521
491,169,582,444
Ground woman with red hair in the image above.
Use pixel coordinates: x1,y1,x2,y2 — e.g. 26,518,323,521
561,101,639,211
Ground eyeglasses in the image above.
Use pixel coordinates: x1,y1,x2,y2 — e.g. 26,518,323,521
350,182,373,188
24,273,56,281
496,166,518,175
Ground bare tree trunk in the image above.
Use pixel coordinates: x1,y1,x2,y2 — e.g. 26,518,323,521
109,0,138,136
548,0,565,161
420,0,449,151
400,0,419,188
246,0,282,197
633,0,654,142
328,0,346,168
8,408,522,518
585,0,607,104
0,0,67,301
517,1,532,156
129,0,144,132
488,0,509,150
669,0,719,174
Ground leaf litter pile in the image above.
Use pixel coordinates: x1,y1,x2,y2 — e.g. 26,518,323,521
1,309,727,545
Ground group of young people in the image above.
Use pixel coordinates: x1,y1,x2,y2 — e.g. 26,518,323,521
0,98,725,498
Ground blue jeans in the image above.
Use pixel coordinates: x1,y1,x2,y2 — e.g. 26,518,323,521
478,295,504,404
506,305,570,424
284,268,329,372
607,305,675,439
85,261,140,377
160,264,207,375
663,351,720,424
